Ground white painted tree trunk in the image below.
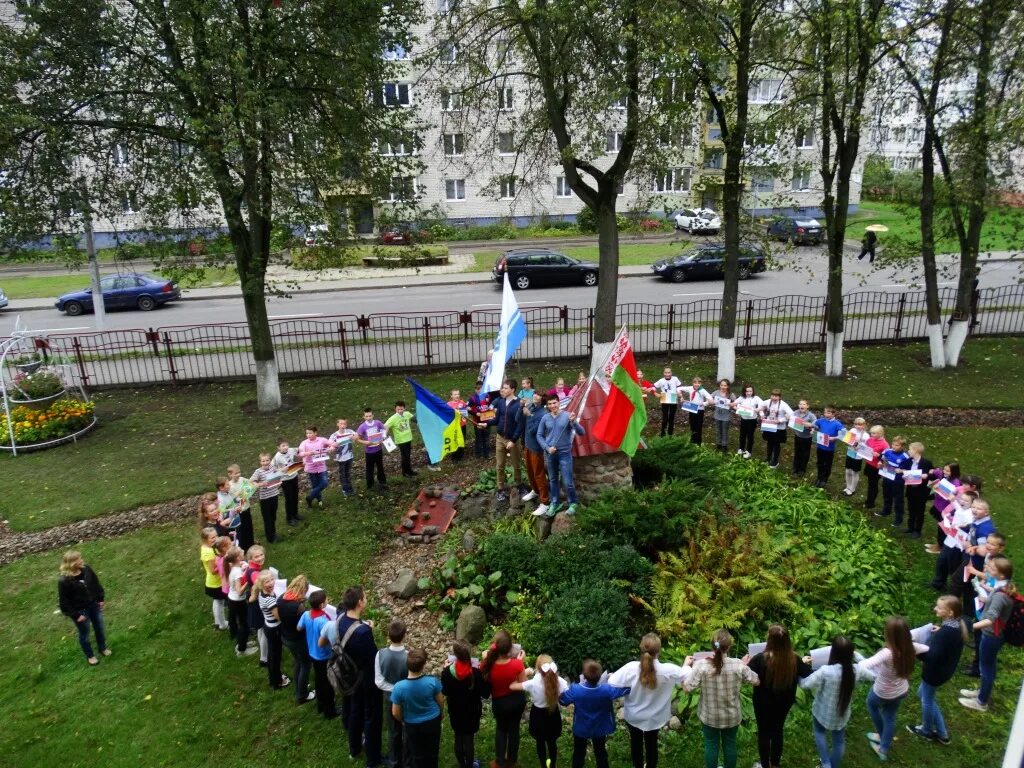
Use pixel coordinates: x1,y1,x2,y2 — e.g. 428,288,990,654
716,337,736,382
590,341,615,375
255,359,282,411
926,323,947,369
944,319,970,367
824,331,844,376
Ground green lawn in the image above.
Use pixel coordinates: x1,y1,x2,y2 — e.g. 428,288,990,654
0,267,239,299
852,200,1024,253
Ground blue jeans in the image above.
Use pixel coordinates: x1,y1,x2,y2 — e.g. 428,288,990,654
979,633,1005,704
306,471,328,502
918,681,947,739
336,460,353,494
866,689,905,754
71,602,107,659
812,717,845,768
545,449,577,507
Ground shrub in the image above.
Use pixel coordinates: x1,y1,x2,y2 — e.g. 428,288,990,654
428,222,460,240
640,218,663,231
290,245,363,270
478,532,539,585
630,436,723,487
534,531,653,599
11,369,64,400
576,207,597,233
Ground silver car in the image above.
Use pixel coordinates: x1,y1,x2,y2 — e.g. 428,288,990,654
0,286,7,310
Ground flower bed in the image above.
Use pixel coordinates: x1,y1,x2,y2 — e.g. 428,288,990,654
1,398,96,446
9,368,65,402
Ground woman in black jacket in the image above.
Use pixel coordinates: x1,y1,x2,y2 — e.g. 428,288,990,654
440,641,489,768
907,595,966,745
747,624,813,768
57,550,109,665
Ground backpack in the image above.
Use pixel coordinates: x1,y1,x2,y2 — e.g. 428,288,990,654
994,591,1024,647
327,619,364,696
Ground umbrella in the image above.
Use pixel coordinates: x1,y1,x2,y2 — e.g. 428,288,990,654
865,224,889,233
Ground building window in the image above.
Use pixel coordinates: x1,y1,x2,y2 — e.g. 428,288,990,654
497,131,515,155
443,133,465,157
748,79,783,102
652,168,691,193
893,127,906,143
500,176,517,199
436,0,454,12
703,150,724,170
113,143,129,166
659,128,690,148
752,174,774,193
382,82,411,107
606,131,623,153
445,178,466,201
498,87,513,111
440,89,463,111
121,190,138,214
386,176,416,202
384,43,410,60
555,177,572,198
610,95,627,110
708,126,723,141
379,135,416,156
795,127,815,148
791,168,811,191
441,41,458,63
707,107,719,125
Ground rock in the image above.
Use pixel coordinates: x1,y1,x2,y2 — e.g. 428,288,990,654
456,496,489,521
551,511,575,535
387,568,419,599
455,604,487,645
408,534,423,543
535,515,553,541
668,716,681,731
421,525,439,536
401,518,415,530
462,530,477,552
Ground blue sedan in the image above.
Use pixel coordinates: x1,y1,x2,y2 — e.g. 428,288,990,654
54,273,181,316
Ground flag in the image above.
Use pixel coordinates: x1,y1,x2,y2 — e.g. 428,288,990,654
406,378,465,463
481,273,527,392
591,328,647,456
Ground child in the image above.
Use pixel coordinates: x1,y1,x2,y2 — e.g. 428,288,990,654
250,452,282,543
862,426,889,510
609,633,690,768
225,547,255,657
812,406,843,489
568,371,587,397
277,574,314,705
547,377,571,400
447,390,468,462
652,368,682,437
842,417,868,496
489,379,526,503
635,370,655,400
747,624,813,768
255,570,291,690
376,621,410,768
758,390,793,469
227,464,256,551
800,636,876,768
468,381,493,459
683,629,759,768
356,407,388,491
559,659,630,768
214,536,233,624
858,616,928,760
902,442,934,538
960,556,1015,712
200,527,228,631
216,477,244,546
925,463,961,554
711,379,735,453
198,492,230,538
790,399,817,475
877,436,909,526
679,376,713,446
441,641,488,768
386,401,417,478
297,589,337,719
482,631,528,768
512,654,569,768
734,384,762,459
518,377,535,404
329,418,358,496
932,490,977,592
523,392,551,516
298,425,333,508
244,544,271,665
907,595,966,745
391,649,444,768
272,438,301,526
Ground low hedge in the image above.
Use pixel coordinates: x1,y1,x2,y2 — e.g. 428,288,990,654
290,244,450,270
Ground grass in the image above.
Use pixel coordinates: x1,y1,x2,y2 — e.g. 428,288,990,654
0,267,239,299
852,200,1024,254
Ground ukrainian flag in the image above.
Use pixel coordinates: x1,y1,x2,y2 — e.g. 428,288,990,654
407,378,465,464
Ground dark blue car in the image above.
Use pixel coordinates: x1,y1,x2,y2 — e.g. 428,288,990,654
54,273,180,316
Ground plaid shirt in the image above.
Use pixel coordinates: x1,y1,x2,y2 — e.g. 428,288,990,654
800,662,876,731
684,657,759,729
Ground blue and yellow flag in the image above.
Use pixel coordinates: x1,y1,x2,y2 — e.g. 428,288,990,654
407,377,465,464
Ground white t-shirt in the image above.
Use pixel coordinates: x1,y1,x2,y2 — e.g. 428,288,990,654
653,376,682,395
734,395,763,418
521,673,569,710
228,563,247,601
608,659,690,731
944,503,974,549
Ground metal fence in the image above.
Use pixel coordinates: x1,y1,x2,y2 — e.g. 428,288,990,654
5,285,1024,389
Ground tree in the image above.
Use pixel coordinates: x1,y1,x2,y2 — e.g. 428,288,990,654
793,0,889,376
0,0,416,410
429,0,691,360
681,0,791,381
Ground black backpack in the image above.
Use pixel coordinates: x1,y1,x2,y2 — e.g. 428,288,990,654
327,618,364,696
994,591,1024,647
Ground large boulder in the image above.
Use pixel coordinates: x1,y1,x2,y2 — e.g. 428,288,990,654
386,568,419,599
551,511,575,535
455,604,488,645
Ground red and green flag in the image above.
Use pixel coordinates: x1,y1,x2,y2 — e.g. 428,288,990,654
592,328,647,456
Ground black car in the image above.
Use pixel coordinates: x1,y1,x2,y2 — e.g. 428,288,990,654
766,216,823,245
651,243,768,283
492,248,599,290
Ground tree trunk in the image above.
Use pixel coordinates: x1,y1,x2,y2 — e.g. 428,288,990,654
591,194,620,364
823,224,845,376
239,265,282,411
920,121,946,368
717,167,742,382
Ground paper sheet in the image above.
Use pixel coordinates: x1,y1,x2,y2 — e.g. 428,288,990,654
879,467,896,481
815,431,829,447
760,421,777,432
910,623,934,644
682,400,700,413
809,646,832,670
747,642,767,657
661,391,679,405
692,651,714,661
383,437,397,453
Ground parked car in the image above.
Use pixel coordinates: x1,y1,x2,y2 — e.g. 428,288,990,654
492,248,599,290
0,286,7,310
651,243,768,282
767,216,823,245
377,226,433,245
673,207,722,234
54,273,180,316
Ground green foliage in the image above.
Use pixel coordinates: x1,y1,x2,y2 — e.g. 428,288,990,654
629,435,724,487
534,531,654,601
417,553,519,631
290,245,449,270
478,532,539,582
470,465,523,493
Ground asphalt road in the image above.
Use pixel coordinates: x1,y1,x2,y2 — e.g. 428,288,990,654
2,246,1020,336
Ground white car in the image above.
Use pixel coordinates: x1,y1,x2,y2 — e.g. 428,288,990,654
674,207,722,234
0,286,7,310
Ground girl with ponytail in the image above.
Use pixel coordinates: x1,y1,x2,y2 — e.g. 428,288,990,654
512,654,568,768
683,629,759,768
747,625,813,768
609,633,691,768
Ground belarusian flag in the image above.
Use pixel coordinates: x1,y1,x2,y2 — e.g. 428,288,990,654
592,330,647,456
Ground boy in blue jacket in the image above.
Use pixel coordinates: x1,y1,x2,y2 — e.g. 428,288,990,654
488,379,526,502
812,406,844,489
559,659,630,768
